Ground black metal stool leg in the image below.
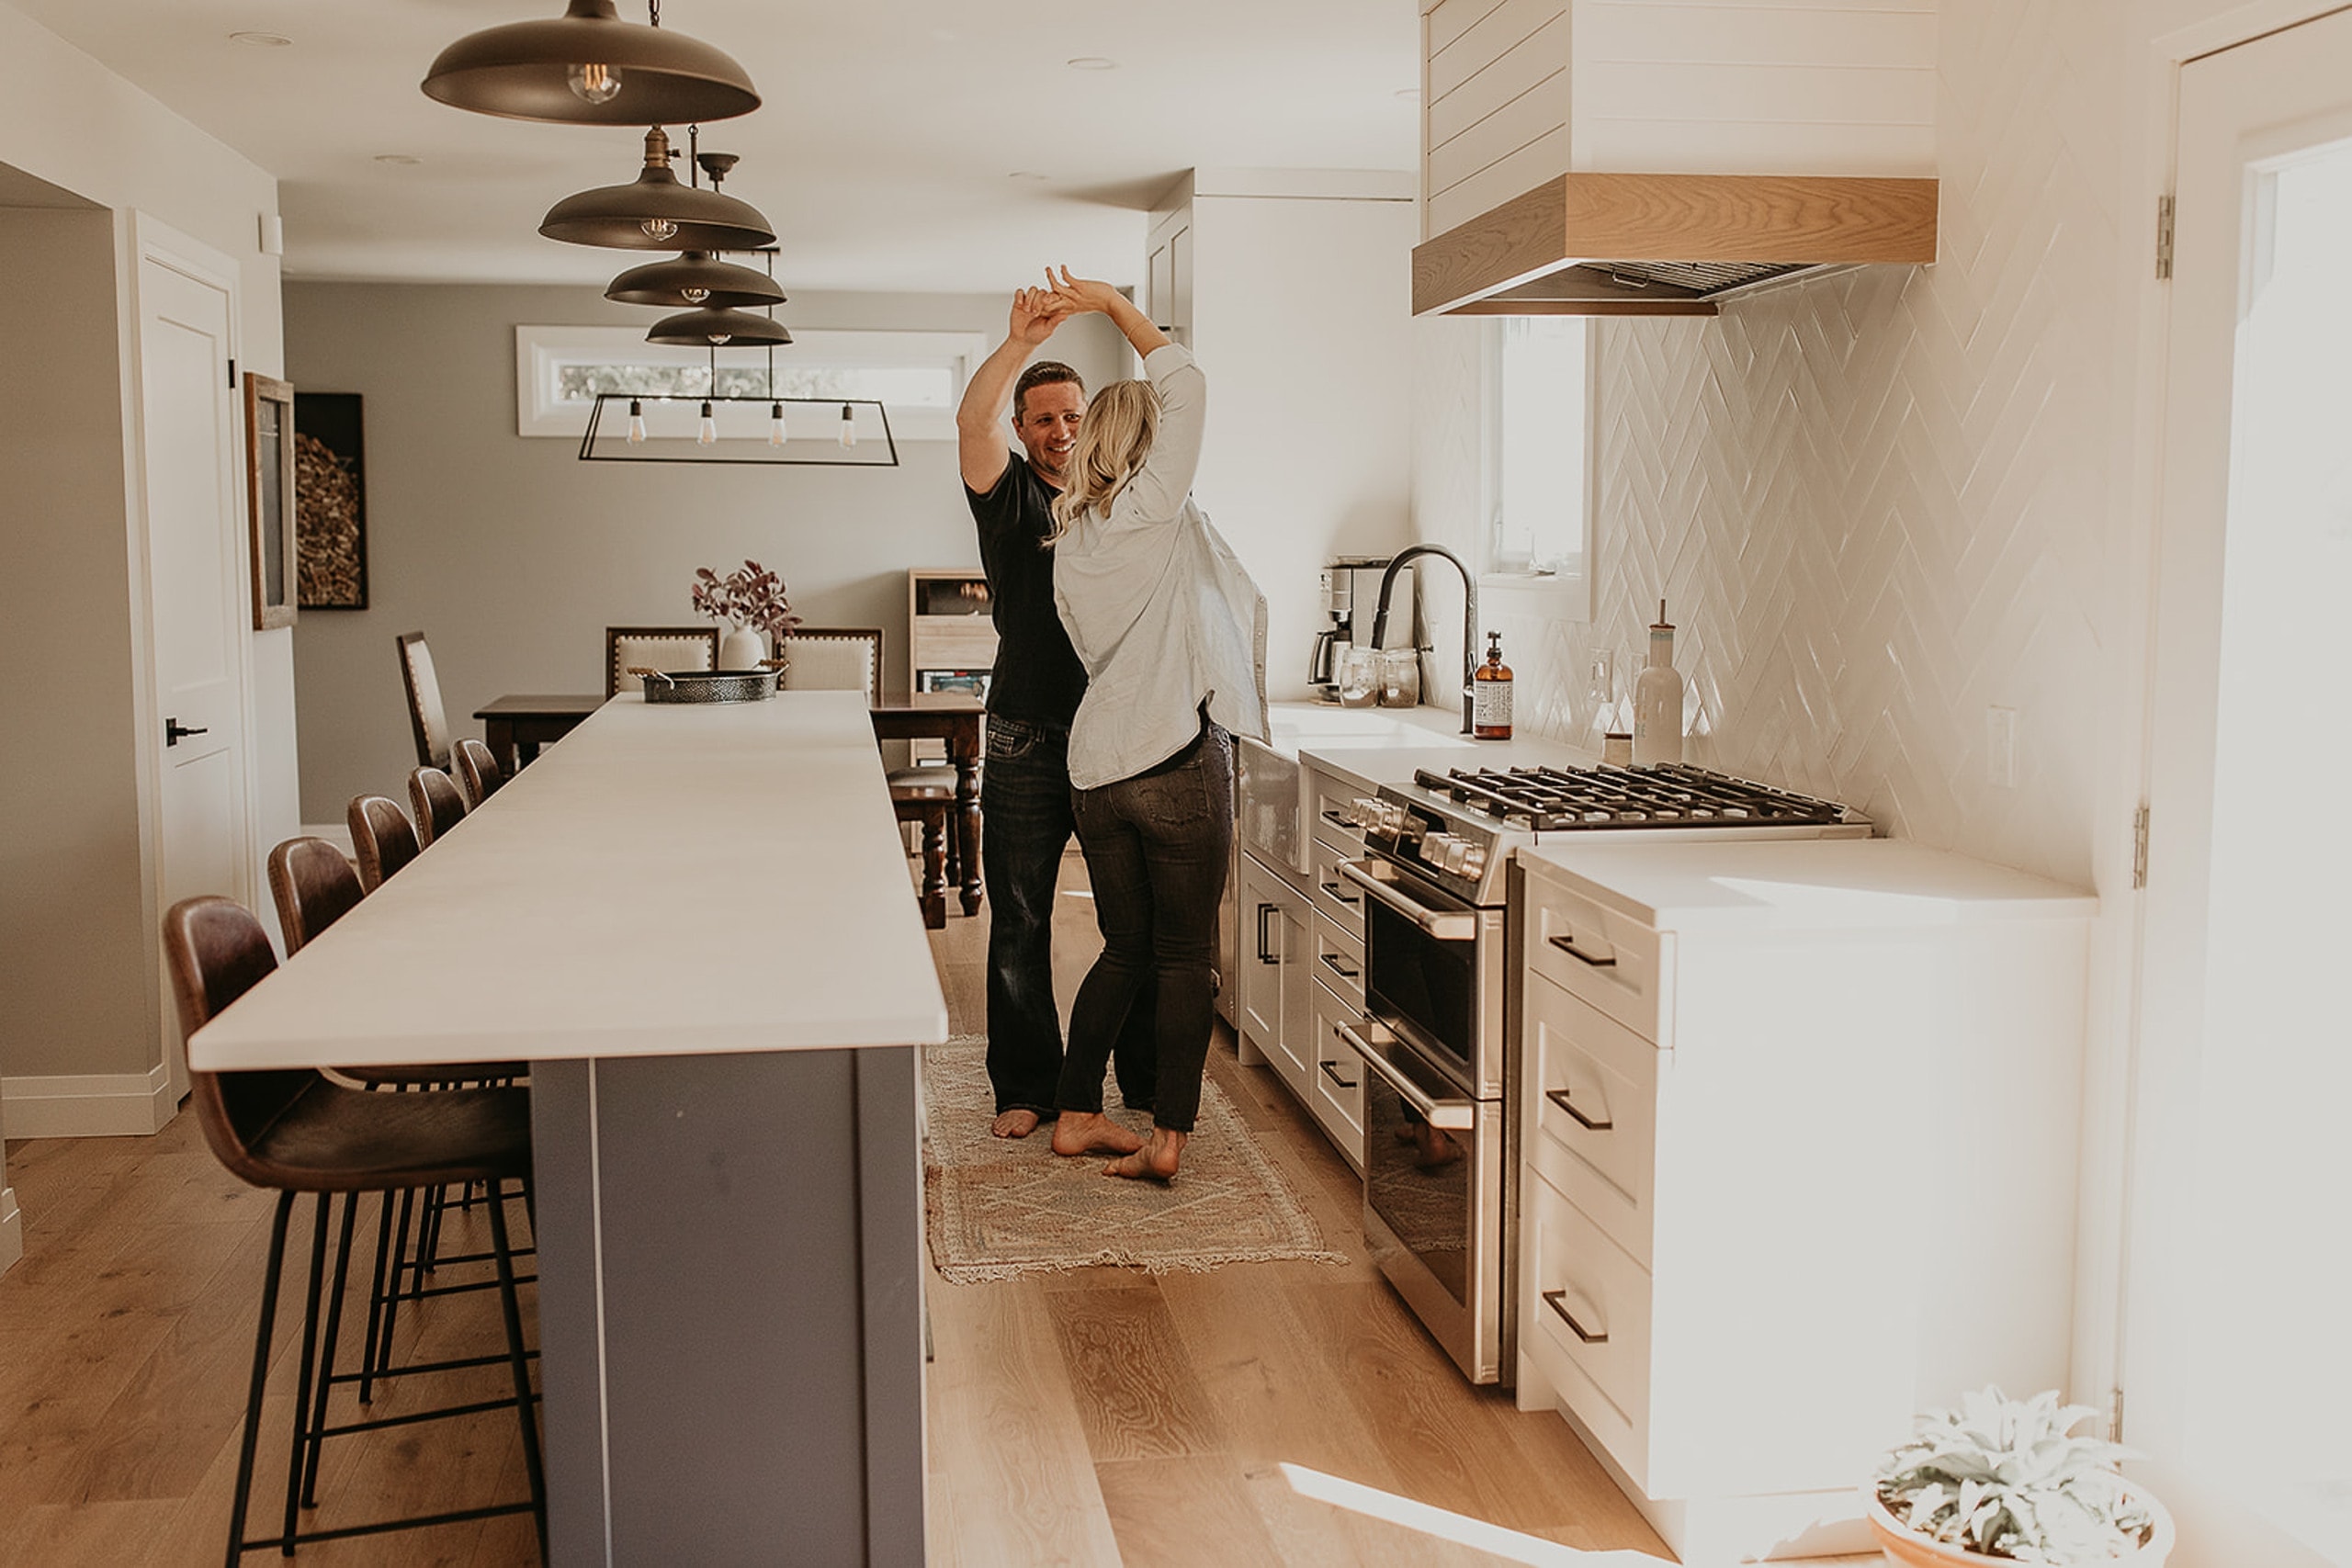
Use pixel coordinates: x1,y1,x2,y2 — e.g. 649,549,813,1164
487,1187,548,1562
358,1191,394,1404
226,1192,296,1568
301,1191,360,1507
375,1186,416,1383
281,1195,331,1554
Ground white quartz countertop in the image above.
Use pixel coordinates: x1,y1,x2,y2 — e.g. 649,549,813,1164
1261,700,1596,794
190,692,950,1071
1518,838,2099,931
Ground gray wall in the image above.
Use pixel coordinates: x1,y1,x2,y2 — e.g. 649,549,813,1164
284,282,1127,821
0,207,156,1083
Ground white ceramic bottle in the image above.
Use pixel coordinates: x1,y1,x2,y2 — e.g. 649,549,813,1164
1631,601,1683,766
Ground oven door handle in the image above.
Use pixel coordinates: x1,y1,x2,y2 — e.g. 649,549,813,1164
1338,861,1477,941
1335,1022,1476,1131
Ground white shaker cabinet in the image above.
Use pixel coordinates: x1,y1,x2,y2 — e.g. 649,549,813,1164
1512,839,2096,1563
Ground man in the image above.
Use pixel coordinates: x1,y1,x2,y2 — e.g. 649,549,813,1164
958,288,1155,1138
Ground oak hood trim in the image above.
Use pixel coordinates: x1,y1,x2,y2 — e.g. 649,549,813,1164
1411,172,1939,318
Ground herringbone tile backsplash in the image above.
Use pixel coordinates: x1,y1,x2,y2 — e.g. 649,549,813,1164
1417,0,2123,885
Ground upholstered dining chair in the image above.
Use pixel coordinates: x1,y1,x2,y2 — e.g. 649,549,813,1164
394,632,454,772
453,739,503,810
408,767,467,847
606,624,720,696
161,895,545,1563
347,795,419,893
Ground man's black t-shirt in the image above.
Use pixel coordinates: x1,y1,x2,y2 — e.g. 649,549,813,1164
966,454,1089,726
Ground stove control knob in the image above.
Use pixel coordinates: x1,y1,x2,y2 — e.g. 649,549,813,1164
1351,797,1379,829
1460,844,1489,877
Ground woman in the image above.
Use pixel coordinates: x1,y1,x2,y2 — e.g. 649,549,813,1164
1040,267,1268,1182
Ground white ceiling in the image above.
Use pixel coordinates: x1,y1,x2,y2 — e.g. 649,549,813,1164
15,0,1422,292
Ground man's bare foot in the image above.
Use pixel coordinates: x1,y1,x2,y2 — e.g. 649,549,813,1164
1103,1127,1187,1183
991,1109,1042,1139
1051,1111,1144,1158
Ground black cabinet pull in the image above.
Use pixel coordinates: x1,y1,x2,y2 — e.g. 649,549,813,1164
1548,933,1616,968
1317,953,1358,981
1256,902,1278,963
1317,1058,1358,1091
1544,1088,1611,1132
1543,1289,1607,1343
1320,880,1362,907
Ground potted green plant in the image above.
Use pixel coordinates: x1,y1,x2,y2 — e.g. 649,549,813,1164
1868,1387,2174,1565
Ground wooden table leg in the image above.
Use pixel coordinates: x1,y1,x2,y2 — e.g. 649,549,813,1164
917,815,948,931
483,716,520,779
952,728,982,916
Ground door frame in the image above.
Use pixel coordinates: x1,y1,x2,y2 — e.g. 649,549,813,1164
119,210,252,1107
2082,0,2352,1444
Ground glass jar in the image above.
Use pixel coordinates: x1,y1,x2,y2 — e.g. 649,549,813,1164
1336,645,1379,708
1375,648,1421,708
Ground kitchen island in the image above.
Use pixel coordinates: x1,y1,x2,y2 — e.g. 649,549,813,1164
189,690,947,1567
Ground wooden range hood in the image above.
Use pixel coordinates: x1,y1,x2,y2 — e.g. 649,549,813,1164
1411,171,1939,319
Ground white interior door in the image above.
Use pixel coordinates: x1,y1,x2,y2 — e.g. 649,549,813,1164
135,225,250,1101
2127,12,2352,1565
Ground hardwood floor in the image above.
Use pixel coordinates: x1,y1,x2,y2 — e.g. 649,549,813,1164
0,847,1860,1565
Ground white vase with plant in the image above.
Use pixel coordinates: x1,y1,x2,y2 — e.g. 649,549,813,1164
692,559,800,670
1869,1387,2174,1566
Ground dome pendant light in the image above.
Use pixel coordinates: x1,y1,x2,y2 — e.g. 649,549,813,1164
646,305,793,346
605,250,785,310
422,0,760,126
540,127,775,251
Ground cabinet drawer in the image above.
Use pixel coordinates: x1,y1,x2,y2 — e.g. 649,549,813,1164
1523,971,1658,1267
1523,874,1668,1043
1311,910,1364,1009
1307,772,1371,853
1522,1170,1655,1491
1306,832,1367,942
1306,978,1367,1169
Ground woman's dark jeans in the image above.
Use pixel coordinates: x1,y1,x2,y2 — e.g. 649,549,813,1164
982,716,1156,1119
1057,724,1234,1134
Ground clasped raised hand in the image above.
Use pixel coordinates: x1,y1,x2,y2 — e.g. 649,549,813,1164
1045,265,1123,316
1009,285,1072,346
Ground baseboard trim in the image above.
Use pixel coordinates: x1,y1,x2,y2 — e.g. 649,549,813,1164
0,1184,20,1276
0,1064,176,1138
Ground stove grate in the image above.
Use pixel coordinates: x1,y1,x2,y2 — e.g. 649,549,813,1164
1409,763,1852,831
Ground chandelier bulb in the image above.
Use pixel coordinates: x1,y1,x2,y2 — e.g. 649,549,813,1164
682,287,709,303
705,331,732,345
769,401,787,446
566,62,622,105
627,398,647,445
839,403,857,449
697,400,718,446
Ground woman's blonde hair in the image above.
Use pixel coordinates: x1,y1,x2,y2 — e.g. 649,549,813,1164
1047,379,1160,540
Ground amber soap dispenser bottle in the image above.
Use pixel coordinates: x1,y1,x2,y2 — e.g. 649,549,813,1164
1473,631,1513,739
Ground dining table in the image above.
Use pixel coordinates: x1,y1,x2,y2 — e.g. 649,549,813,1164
190,691,946,1566
475,687,987,916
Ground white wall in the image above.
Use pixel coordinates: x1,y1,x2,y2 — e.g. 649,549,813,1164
282,282,1129,819
0,4,292,1137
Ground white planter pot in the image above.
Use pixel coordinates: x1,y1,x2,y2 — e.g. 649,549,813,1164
1865,1485,2175,1567
718,626,767,671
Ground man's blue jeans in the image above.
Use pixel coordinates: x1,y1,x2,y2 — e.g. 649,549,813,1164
981,715,1155,1118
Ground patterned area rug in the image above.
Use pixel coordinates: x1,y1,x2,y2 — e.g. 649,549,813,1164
922,1037,1349,1283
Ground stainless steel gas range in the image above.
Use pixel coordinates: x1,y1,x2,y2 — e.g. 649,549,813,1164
1334,762,1871,1385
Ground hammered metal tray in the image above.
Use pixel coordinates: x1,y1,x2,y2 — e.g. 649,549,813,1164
629,668,781,705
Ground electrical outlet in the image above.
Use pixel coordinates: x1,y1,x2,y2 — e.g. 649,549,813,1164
1986,705,2018,788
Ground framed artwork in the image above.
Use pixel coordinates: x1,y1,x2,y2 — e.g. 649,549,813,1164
294,391,368,609
243,373,297,630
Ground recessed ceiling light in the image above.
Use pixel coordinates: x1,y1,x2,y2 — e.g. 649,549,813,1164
1396,87,1421,102
1065,57,1117,71
231,30,292,47
374,153,423,166
1007,171,1049,182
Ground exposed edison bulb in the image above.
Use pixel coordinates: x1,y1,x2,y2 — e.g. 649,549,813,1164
626,398,647,445
567,62,623,104
697,400,718,446
682,287,709,303
768,401,787,447
641,218,679,242
838,403,857,449
705,331,733,345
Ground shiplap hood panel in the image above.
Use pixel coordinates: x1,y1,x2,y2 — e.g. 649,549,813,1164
1414,0,1939,318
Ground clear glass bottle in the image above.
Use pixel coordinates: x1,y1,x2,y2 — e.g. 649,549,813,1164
1632,601,1683,765
1472,631,1513,739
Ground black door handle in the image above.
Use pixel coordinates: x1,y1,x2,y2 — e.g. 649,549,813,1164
164,718,209,747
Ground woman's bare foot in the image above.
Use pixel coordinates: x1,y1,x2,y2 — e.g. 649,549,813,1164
991,1109,1043,1139
1051,1111,1144,1158
1103,1127,1187,1183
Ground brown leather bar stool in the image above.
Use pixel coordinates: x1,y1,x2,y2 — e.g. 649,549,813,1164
407,766,467,848
346,795,417,893
454,738,504,809
162,895,544,1563
267,834,531,1401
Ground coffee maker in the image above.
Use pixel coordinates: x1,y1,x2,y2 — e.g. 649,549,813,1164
1308,556,1394,700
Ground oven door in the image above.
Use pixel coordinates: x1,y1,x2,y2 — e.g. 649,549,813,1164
1342,856,1507,1100
1339,1019,1505,1384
